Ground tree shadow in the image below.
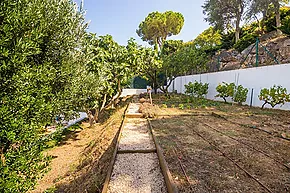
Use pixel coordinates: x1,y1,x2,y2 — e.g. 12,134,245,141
52,109,124,193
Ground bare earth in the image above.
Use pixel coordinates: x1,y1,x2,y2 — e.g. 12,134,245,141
148,94,290,193
31,106,126,193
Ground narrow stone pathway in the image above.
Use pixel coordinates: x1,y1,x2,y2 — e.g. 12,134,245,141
107,103,167,193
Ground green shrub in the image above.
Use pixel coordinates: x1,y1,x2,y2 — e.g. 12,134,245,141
161,104,168,108
215,82,235,102
264,7,290,33
179,104,184,109
216,82,248,104
280,15,290,35
185,81,209,98
186,105,191,109
234,33,259,52
171,104,176,108
233,85,248,104
0,0,88,191
220,31,235,50
259,85,290,108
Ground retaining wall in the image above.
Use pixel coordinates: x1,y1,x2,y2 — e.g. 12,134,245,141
169,63,290,110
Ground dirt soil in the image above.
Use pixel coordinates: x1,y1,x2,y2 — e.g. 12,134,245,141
31,106,127,193
149,94,290,193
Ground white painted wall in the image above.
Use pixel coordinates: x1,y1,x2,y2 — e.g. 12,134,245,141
169,63,290,110
121,89,147,97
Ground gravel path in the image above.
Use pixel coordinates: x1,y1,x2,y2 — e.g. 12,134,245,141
119,119,155,150
108,153,167,193
127,103,141,114
107,103,167,193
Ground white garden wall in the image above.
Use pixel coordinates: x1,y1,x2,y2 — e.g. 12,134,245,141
121,89,147,97
169,63,290,110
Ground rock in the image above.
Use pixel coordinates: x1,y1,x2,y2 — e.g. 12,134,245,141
221,61,241,71
219,51,238,63
207,33,290,72
241,43,255,55
283,39,290,47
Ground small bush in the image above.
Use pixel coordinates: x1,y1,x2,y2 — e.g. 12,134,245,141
215,82,235,102
186,105,191,109
233,85,248,104
216,82,248,104
179,104,184,109
171,104,175,108
185,82,194,96
259,85,290,108
161,104,168,108
185,81,209,98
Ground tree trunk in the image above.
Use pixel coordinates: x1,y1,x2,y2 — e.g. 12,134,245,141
275,9,282,35
88,110,95,127
149,90,152,104
273,0,282,35
261,102,267,109
223,97,227,103
101,79,122,112
235,1,243,43
153,70,157,94
235,19,241,43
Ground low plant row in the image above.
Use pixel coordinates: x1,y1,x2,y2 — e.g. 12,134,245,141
184,81,290,109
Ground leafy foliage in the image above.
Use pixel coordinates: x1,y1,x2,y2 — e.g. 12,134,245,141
216,82,248,104
259,85,290,108
203,0,246,42
136,11,184,51
159,27,222,82
215,82,235,102
264,6,290,32
234,33,259,52
0,1,156,191
280,15,290,35
220,31,236,50
158,40,185,94
233,85,248,104
0,0,89,191
185,81,209,98
178,104,185,109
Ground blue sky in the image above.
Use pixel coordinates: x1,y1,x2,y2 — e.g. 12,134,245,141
75,0,209,46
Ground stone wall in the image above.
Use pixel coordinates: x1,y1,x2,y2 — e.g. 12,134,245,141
208,34,290,72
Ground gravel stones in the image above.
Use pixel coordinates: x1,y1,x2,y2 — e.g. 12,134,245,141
127,103,141,114
119,119,155,150
108,153,167,193
107,103,167,193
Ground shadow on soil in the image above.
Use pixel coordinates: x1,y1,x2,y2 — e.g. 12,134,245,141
49,99,130,193
53,135,117,193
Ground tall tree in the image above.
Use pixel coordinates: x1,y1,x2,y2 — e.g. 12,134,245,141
136,11,184,93
203,0,247,43
136,11,184,52
0,0,89,191
247,0,290,34
246,0,271,30
159,40,184,95
271,0,290,34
